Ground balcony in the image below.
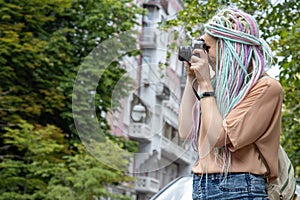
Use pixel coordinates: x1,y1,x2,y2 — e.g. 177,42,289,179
129,123,152,142
135,176,160,193
161,137,194,164
140,29,157,49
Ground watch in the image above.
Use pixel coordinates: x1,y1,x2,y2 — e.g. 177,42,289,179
191,78,215,100
200,91,215,99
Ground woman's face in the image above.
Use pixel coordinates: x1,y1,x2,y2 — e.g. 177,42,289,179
203,33,218,71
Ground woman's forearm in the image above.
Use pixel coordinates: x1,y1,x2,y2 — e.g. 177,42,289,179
198,81,226,148
178,77,228,148
178,77,197,139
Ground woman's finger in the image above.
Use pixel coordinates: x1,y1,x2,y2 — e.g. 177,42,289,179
192,49,207,59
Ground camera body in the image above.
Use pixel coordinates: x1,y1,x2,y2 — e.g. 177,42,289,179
178,38,207,63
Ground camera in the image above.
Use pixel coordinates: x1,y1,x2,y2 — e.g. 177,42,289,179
178,38,208,63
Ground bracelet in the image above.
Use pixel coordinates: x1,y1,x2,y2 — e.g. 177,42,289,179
191,78,215,100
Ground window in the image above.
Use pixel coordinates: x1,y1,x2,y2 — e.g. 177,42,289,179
142,55,151,65
143,9,154,28
163,122,179,145
141,55,151,81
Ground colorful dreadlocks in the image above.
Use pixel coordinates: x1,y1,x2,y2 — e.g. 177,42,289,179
206,8,273,117
191,8,273,171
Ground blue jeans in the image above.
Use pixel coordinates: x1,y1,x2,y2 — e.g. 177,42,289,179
192,173,269,200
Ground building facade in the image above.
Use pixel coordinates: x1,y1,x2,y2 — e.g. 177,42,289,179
108,0,196,199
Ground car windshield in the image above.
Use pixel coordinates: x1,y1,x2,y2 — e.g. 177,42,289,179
152,177,193,200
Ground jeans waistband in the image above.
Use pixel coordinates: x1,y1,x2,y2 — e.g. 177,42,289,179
193,172,264,179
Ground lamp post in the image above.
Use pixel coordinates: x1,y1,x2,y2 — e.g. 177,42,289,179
130,27,147,123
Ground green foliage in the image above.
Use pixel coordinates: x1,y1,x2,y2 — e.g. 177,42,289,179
0,120,133,200
278,16,300,176
162,0,300,176
0,0,143,199
0,0,144,133
0,0,72,124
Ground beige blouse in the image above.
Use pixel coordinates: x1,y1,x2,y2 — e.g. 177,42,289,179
192,76,283,182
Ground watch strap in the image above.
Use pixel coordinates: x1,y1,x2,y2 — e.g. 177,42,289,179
200,91,215,99
191,78,215,100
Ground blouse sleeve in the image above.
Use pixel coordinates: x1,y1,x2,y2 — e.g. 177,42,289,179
217,77,283,152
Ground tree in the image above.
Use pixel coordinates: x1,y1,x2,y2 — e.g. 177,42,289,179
0,120,133,200
0,0,144,135
278,16,300,176
162,0,300,176
0,0,144,199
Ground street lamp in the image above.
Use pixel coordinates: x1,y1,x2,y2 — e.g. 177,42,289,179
131,103,146,123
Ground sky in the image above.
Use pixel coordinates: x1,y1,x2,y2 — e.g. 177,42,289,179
266,65,280,79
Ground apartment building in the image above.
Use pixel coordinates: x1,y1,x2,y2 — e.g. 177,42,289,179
109,0,197,199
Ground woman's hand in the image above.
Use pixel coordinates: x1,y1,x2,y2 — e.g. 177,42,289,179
184,61,196,80
190,49,212,85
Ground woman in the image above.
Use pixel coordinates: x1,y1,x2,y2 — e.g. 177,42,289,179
178,8,283,199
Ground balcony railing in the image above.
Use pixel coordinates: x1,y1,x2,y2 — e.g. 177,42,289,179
134,176,160,193
129,123,151,141
161,137,194,164
140,29,156,48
